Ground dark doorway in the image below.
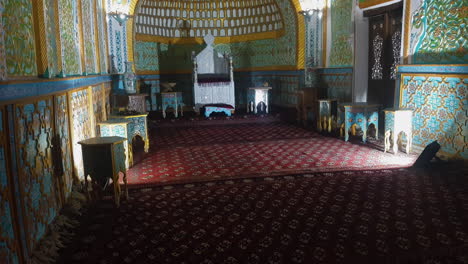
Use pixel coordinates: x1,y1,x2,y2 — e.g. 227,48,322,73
365,2,403,128
132,135,146,166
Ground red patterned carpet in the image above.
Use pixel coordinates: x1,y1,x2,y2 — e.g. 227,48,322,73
127,119,417,187
58,167,468,263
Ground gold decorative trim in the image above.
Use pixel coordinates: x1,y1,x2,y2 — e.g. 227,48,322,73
128,0,142,64
403,0,411,64
397,64,468,69
358,0,396,9
136,70,161,75
292,0,305,70
127,17,135,66
399,73,468,78
135,29,286,45
32,0,47,75
136,65,304,75
110,113,149,118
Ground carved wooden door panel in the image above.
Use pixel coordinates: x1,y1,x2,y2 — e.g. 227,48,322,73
367,8,402,110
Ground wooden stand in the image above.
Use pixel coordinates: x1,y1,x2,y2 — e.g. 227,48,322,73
79,136,128,207
296,88,318,126
317,99,338,133
384,108,413,154
247,87,272,114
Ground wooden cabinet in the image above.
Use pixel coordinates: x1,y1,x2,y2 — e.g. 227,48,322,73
78,136,128,207
296,88,318,127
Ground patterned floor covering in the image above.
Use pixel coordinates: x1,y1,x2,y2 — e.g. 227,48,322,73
58,166,468,263
127,119,417,187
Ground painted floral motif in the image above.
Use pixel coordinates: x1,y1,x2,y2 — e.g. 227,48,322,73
411,0,467,64
82,0,98,74
135,41,159,72
96,0,108,73
427,116,440,132
3,0,37,77
444,94,460,112
414,91,424,108
329,0,353,67
43,0,59,77
428,92,441,110
59,0,82,75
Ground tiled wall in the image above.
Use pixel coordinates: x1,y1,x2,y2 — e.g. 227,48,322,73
0,80,111,262
317,67,353,103
398,65,467,159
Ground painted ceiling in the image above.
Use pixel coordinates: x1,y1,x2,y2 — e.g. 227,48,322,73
134,0,285,44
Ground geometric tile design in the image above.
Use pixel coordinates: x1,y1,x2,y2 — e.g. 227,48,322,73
13,98,60,254
400,74,468,159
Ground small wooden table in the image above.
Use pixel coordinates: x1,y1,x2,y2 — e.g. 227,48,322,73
247,87,272,114
384,108,413,154
78,136,128,207
108,113,150,165
338,103,380,143
127,94,148,113
98,119,131,168
161,92,184,118
317,99,338,133
111,93,148,113
296,88,318,126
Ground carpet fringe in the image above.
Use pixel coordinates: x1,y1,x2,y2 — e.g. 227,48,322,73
31,186,89,264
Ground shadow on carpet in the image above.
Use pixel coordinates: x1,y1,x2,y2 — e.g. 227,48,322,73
127,121,417,187
57,165,468,264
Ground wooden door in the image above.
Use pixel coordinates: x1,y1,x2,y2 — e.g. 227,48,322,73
367,6,403,110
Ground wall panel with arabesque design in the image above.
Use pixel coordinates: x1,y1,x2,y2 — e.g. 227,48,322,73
398,65,467,159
